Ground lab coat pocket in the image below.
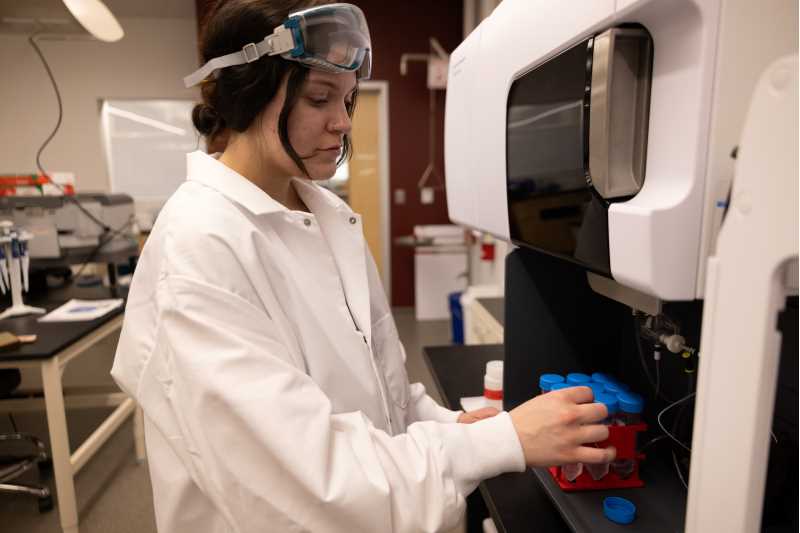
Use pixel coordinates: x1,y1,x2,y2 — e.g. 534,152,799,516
373,315,410,410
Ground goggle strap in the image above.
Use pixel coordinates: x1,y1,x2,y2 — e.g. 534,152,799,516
183,26,296,88
267,26,296,56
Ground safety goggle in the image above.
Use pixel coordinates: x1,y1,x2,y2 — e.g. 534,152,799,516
184,3,371,88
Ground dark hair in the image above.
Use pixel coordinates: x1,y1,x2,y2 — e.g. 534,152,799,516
191,0,356,176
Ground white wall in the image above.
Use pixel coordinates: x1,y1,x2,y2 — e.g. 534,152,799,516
0,17,199,192
0,17,199,390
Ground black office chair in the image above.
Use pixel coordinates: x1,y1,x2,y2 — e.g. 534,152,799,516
0,368,53,512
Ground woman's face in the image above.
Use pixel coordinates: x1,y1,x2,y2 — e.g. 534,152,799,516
259,69,356,180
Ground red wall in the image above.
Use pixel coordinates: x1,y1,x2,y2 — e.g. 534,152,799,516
355,0,463,306
195,1,464,306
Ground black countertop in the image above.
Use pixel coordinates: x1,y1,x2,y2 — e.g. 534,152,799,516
0,286,127,361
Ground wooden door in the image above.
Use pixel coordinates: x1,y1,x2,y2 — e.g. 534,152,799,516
348,89,385,278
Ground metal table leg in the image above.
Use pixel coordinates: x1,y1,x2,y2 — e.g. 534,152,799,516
134,405,146,463
41,357,79,533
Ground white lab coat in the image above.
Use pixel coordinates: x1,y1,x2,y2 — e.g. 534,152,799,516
111,151,524,533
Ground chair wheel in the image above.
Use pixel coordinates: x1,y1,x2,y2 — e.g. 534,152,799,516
38,494,54,513
38,457,53,472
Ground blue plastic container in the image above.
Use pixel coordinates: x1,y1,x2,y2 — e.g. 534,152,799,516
595,392,620,420
585,392,620,481
611,391,645,479
591,372,616,385
539,374,565,393
448,292,464,344
604,381,630,395
617,392,645,420
566,373,591,386
603,497,636,524
587,382,605,399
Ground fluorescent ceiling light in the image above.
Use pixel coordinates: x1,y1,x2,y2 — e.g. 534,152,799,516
104,104,187,136
62,0,123,42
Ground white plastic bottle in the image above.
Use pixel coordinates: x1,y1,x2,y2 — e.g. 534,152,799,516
483,360,503,410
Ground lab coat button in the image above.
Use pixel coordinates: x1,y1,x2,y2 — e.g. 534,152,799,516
349,216,357,225
303,218,312,227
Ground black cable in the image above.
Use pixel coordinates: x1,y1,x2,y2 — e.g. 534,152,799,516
27,33,110,233
8,413,18,433
670,366,696,449
656,392,695,452
639,434,669,452
672,449,688,490
671,382,694,490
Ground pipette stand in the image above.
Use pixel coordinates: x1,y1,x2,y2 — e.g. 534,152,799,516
0,224,45,320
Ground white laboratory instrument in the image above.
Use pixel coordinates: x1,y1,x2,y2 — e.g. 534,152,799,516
0,193,136,260
686,54,798,533
444,0,797,302
444,1,798,531
0,220,45,320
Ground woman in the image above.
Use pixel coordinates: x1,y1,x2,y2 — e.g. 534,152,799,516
111,2,613,532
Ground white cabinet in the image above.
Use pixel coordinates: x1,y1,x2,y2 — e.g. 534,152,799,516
414,247,467,320
463,289,504,345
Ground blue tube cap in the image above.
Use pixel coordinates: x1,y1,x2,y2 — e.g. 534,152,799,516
604,381,630,395
586,382,605,398
595,392,619,415
566,372,591,385
591,372,615,384
617,392,645,414
550,382,573,391
539,373,565,392
603,496,636,524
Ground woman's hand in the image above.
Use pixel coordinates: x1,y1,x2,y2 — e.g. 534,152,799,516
457,407,500,424
509,386,615,467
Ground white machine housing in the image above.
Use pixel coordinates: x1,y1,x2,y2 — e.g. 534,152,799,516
444,0,797,301
0,194,136,259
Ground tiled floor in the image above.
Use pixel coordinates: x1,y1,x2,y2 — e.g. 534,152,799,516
0,308,455,532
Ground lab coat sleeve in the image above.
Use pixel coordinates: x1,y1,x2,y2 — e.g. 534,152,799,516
147,273,525,533
408,382,463,423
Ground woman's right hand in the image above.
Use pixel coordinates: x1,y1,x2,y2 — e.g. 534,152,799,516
509,386,616,467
